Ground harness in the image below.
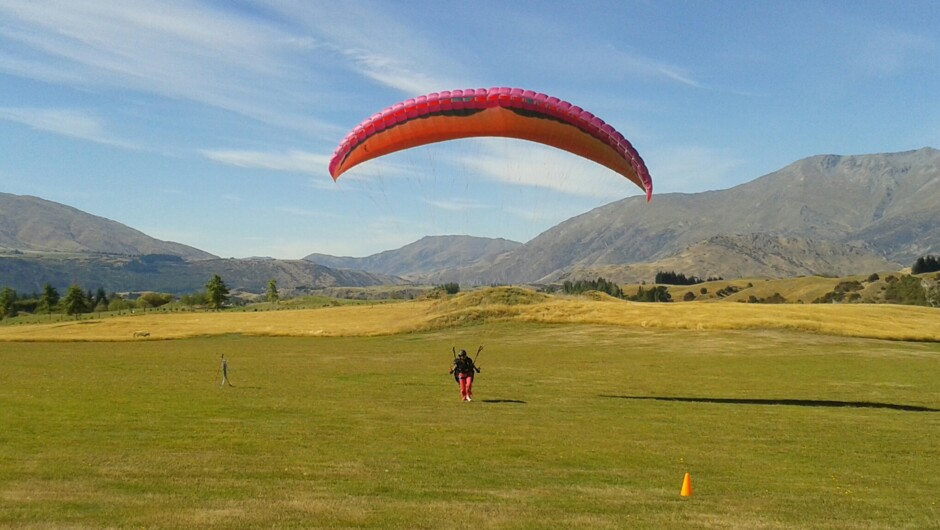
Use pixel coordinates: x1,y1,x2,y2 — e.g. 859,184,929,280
454,356,476,377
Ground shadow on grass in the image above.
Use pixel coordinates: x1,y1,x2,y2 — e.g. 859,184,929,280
599,395,938,412
481,399,527,404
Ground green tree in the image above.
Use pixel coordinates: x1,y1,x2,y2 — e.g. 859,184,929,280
912,255,940,274
136,292,174,310
632,285,672,302
205,274,230,310
62,285,90,317
266,278,279,306
884,275,927,306
561,277,623,298
13,295,39,314
108,297,134,312
38,283,60,316
0,287,17,319
94,287,109,308
180,291,207,310
920,277,940,308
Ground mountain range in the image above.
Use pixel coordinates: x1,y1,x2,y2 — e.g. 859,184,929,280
0,193,401,294
308,148,939,283
1,148,938,293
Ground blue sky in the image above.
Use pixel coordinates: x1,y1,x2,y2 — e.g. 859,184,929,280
1,1,938,259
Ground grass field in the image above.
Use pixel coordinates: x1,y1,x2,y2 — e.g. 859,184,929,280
1,292,939,528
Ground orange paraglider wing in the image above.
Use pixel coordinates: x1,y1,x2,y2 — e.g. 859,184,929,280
328,87,652,201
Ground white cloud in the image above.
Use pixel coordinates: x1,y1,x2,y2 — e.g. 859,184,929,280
0,0,340,137
451,139,645,199
0,107,136,148
201,149,330,175
327,45,447,96
261,1,463,95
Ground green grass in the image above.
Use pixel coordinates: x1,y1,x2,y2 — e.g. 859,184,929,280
1,323,938,528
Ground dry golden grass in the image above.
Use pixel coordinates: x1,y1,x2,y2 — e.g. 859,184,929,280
0,303,432,341
2,286,938,342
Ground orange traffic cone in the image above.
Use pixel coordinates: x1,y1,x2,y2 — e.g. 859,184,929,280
680,472,693,497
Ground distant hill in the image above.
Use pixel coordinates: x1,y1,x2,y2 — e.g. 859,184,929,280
549,234,900,284
409,148,937,284
4,148,938,293
305,235,521,278
0,193,408,293
0,254,404,295
0,193,216,260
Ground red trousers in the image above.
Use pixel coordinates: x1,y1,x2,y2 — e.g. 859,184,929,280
458,374,474,401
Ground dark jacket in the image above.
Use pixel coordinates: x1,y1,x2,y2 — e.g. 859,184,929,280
452,356,478,377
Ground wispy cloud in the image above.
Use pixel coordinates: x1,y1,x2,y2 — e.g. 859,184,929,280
450,140,645,199
488,8,706,91
603,46,705,89
201,149,330,175
276,206,333,218
501,205,561,223
854,26,936,76
0,106,136,148
336,46,452,95
262,1,463,95
421,197,488,212
645,145,746,193
0,0,340,137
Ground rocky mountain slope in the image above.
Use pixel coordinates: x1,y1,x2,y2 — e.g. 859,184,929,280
0,193,401,293
0,193,216,260
305,235,521,278
410,148,937,284
0,254,403,295
548,234,901,284
3,148,937,291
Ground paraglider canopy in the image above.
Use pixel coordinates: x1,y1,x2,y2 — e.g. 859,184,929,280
328,87,652,201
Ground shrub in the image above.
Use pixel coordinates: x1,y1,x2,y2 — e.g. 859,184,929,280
630,285,671,303
834,280,863,292
764,293,787,304
884,275,927,306
716,285,740,298
439,283,460,295
813,280,862,303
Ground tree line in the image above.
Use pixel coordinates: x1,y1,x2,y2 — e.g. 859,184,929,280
0,274,282,320
654,271,723,285
561,277,672,302
912,255,940,275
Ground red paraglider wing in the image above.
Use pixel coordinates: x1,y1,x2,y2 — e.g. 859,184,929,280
328,87,652,201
